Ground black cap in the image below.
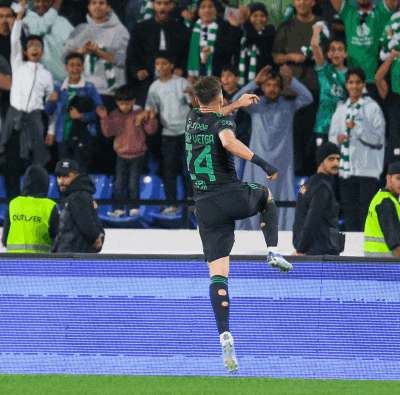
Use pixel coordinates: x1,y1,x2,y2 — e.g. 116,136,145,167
387,161,400,175
316,142,341,167
249,2,268,17
55,159,80,175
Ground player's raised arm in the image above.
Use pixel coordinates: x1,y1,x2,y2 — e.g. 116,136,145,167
219,93,260,116
219,130,278,179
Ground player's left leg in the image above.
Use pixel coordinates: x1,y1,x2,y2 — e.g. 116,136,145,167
259,188,292,273
208,256,238,373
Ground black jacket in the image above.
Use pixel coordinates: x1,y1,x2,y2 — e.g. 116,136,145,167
126,17,190,83
52,175,104,253
293,173,344,255
2,165,59,247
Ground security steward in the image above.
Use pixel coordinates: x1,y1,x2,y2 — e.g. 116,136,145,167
364,161,400,257
293,142,345,256
52,159,104,253
2,165,59,253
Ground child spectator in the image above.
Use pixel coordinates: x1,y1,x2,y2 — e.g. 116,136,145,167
145,51,196,216
311,27,348,147
0,0,53,199
62,0,130,173
329,67,385,231
377,14,400,165
99,85,157,217
236,2,276,88
45,52,103,174
220,64,251,178
23,0,74,83
329,0,397,100
187,0,242,82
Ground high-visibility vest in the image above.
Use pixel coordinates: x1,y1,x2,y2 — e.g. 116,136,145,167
364,189,400,257
6,196,57,253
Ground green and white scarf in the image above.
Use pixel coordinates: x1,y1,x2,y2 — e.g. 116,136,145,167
139,0,153,21
340,97,365,178
184,0,198,28
86,46,116,89
188,19,218,77
380,12,400,61
238,30,261,87
301,21,330,58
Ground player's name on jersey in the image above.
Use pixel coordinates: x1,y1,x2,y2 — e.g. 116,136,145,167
186,120,209,131
185,132,215,145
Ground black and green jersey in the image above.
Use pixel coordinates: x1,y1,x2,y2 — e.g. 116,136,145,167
185,109,242,200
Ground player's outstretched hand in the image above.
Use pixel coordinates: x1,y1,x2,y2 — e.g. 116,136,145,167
238,93,260,107
267,172,277,180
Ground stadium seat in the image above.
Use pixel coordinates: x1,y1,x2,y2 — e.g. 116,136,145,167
48,174,60,199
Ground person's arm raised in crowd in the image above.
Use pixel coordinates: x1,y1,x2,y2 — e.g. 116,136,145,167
375,49,400,100
11,0,26,66
310,24,325,67
281,64,313,110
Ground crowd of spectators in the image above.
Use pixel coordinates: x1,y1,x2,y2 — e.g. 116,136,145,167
0,0,398,231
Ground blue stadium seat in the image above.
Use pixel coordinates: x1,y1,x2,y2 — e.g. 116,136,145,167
48,174,60,199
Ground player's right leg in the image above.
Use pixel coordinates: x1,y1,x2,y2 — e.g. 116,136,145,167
208,257,238,373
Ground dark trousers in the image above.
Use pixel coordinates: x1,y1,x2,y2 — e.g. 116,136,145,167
3,129,25,199
113,155,145,210
293,94,319,176
162,134,192,205
339,176,378,231
92,95,118,175
58,139,93,175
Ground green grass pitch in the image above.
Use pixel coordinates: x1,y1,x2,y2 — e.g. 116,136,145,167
1,375,399,395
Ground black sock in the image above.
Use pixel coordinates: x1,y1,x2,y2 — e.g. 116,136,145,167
260,200,278,247
209,275,229,334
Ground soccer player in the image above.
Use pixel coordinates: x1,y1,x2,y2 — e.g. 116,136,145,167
186,76,292,373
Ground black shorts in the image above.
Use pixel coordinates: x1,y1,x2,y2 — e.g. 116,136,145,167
195,182,269,262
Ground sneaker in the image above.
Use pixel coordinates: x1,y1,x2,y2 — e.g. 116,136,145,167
129,208,140,216
160,206,180,216
107,209,125,218
267,252,293,273
220,331,238,373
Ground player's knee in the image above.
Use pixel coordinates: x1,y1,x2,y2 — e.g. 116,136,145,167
218,289,227,296
221,301,229,307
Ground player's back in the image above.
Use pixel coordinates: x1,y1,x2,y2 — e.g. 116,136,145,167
185,108,241,200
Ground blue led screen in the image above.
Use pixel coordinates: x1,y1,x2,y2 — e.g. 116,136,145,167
0,257,399,379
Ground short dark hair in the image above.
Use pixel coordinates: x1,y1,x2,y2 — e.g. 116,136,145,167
346,67,366,83
65,52,84,65
329,36,347,50
221,64,239,77
196,0,223,14
115,85,137,101
264,71,284,91
193,76,222,105
154,50,175,65
23,35,44,51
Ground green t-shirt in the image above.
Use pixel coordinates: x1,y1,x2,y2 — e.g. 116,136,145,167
340,0,392,83
64,86,79,140
314,62,347,134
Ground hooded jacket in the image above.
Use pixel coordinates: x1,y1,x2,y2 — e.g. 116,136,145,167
1,165,59,248
62,11,129,95
52,175,104,253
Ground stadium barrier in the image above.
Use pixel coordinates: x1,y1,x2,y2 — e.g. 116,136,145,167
0,254,398,379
